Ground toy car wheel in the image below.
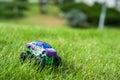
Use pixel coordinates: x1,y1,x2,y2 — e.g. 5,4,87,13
53,56,61,67
37,57,46,71
20,51,29,62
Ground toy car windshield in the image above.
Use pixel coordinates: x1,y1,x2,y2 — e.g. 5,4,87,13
43,43,52,49
32,42,43,48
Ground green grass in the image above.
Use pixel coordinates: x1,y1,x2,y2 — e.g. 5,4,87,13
0,23,120,80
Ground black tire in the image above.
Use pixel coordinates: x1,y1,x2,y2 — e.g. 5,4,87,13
37,58,46,72
53,56,62,68
38,56,62,71
20,51,29,62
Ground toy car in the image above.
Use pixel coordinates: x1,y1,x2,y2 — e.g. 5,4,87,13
20,41,61,71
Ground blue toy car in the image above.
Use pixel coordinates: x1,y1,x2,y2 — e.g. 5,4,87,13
20,41,61,71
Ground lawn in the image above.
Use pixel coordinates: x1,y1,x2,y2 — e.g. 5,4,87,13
0,23,120,80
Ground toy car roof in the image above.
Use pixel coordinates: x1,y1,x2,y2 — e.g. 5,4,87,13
26,41,52,49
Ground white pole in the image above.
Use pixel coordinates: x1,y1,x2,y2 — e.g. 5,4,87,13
98,1,107,29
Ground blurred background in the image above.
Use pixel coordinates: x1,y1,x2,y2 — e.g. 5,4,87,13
0,0,120,28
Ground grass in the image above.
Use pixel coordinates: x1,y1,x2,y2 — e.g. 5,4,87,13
0,23,120,80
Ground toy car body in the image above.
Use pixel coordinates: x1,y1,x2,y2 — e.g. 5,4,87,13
26,41,57,61
20,41,61,71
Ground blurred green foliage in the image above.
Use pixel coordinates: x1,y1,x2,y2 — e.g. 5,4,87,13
61,2,120,26
0,0,29,18
54,0,74,6
66,9,88,28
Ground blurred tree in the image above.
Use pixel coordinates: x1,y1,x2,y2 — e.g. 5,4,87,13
115,0,120,11
39,0,49,14
0,0,29,18
61,2,120,26
53,0,64,5
53,0,74,6
66,9,88,28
